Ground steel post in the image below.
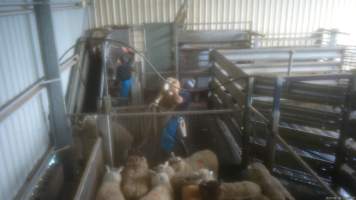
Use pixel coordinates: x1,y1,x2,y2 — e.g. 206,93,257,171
34,0,72,149
265,77,284,170
241,77,254,167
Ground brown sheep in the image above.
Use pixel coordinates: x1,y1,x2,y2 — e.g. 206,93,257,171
182,184,202,200
171,169,215,200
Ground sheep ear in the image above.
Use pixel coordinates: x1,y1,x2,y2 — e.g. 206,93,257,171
164,161,169,167
118,167,123,173
149,170,156,176
105,165,110,173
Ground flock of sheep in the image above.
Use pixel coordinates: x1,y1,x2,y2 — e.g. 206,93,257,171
96,149,295,200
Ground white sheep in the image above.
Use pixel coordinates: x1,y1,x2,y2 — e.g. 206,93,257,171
169,150,219,177
154,161,175,178
96,166,125,200
121,155,151,200
248,162,294,200
139,171,174,200
199,180,264,200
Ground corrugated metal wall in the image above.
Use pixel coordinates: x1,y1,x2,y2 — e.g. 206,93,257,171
52,6,90,94
90,0,356,40
90,0,184,27
0,12,50,200
0,1,89,199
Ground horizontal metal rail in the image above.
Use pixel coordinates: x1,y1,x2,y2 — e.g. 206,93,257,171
0,1,84,16
0,78,45,122
0,57,77,122
69,109,236,118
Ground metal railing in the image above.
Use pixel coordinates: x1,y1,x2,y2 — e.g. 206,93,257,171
210,49,356,197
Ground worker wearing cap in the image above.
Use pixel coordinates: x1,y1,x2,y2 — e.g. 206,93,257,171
158,78,192,157
116,47,134,104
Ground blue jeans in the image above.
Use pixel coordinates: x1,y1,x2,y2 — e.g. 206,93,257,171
120,78,132,98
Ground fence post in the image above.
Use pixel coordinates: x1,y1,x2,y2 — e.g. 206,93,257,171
241,77,254,168
265,77,284,170
287,50,295,76
333,74,356,182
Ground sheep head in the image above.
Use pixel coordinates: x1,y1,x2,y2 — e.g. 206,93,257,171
103,166,123,183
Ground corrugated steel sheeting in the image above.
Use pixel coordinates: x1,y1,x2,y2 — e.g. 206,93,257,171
52,7,90,94
0,14,44,105
91,0,356,38
0,90,50,200
0,1,89,199
91,0,184,27
0,12,51,200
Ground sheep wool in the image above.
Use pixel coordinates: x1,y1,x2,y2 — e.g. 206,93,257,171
182,184,202,200
154,161,175,178
199,180,262,200
185,150,219,177
219,181,262,200
96,167,125,200
171,169,215,200
140,172,173,200
248,162,295,200
121,155,151,200
169,150,219,177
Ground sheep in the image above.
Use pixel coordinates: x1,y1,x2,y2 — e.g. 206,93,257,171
111,121,133,166
96,166,125,200
248,162,295,200
199,180,264,200
169,150,219,177
121,155,151,200
171,168,215,200
139,171,174,200
154,161,175,178
181,184,202,200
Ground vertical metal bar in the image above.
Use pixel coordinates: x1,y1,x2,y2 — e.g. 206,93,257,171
329,30,338,47
287,50,294,76
265,77,283,170
333,74,356,182
174,25,180,79
102,41,114,166
33,0,72,149
241,77,254,168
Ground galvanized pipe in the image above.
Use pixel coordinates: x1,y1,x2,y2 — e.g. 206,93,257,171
287,50,295,76
69,109,235,118
265,77,284,170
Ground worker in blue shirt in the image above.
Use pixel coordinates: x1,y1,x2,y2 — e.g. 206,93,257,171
157,78,193,157
115,47,134,105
